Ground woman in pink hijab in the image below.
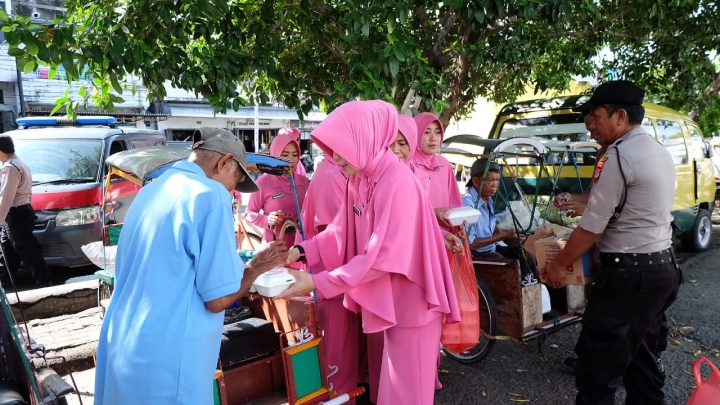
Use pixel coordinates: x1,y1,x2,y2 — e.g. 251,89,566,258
298,155,359,398
389,114,418,162
388,113,461,395
278,100,460,405
278,127,308,177
243,133,310,246
412,113,463,228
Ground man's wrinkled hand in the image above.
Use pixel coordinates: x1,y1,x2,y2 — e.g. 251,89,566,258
500,229,518,242
275,269,315,299
250,241,288,274
541,261,565,289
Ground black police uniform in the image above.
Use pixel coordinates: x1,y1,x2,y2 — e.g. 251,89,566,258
0,156,51,286
572,81,682,404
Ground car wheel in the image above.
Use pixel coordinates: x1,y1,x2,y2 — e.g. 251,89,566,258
683,208,712,252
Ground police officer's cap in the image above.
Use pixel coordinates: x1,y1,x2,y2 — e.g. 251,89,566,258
466,158,500,188
0,135,14,154
573,80,645,114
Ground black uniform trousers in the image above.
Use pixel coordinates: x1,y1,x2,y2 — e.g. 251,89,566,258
0,204,50,285
574,259,681,405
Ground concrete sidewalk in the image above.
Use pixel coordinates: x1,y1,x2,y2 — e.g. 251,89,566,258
27,306,102,375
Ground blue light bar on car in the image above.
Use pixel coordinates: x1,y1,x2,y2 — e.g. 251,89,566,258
17,116,117,127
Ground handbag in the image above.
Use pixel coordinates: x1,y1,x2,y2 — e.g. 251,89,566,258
687,357,720,405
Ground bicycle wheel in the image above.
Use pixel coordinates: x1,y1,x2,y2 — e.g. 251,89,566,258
442,276,498,364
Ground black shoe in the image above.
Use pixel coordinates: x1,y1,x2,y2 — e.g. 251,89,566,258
563,357,578,372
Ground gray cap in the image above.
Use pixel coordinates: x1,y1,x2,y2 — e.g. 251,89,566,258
192,127,259,192
466,158,500,188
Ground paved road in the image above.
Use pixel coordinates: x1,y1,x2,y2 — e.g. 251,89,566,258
435,223,720,404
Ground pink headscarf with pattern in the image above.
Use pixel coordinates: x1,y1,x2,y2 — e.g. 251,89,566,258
310,100,460,332
412,112,444,170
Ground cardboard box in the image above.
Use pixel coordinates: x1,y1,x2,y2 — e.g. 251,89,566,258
535,236,586,286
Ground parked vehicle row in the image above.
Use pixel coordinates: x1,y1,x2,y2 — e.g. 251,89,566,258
5,117,166,268
443,96,716,251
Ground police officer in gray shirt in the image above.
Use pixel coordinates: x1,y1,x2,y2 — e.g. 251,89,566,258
542,80,682,405
0,135,51,286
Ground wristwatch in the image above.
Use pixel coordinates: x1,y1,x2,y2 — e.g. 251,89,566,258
291,244,306,263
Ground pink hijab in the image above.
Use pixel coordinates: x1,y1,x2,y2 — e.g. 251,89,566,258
300,156,346,240
310,100,460,332
397,114,418,163
272,129,306,177
412,112,444,170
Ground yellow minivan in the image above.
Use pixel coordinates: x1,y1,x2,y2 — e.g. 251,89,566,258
443,95,715,251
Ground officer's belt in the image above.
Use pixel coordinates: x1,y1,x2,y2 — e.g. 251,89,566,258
8,203,32,212
599,248,674,268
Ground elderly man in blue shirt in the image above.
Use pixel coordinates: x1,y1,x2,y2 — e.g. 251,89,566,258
95,128,288,405
462,158,518,260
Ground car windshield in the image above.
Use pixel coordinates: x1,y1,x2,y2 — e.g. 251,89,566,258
499,113,592,143
15,139,103,184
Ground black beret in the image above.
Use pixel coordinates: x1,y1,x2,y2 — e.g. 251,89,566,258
573,80,645,113
0,136,14,154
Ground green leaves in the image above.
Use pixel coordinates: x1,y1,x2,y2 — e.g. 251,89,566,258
2,0,717,134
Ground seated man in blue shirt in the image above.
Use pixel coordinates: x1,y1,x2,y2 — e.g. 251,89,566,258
463,158,518,260
95,128,288,405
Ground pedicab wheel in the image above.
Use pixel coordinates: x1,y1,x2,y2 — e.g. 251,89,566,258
98,282,113,318
442,276,498,364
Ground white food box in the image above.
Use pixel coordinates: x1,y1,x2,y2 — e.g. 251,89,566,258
252,267,296,297
444,207,481,226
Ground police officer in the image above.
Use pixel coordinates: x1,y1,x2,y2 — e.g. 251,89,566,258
0,135,51,286
542,80,681,405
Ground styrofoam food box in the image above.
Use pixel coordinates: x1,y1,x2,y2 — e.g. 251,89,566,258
252,267,296,297
444,207,481,226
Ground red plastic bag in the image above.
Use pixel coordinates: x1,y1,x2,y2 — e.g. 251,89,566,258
688,357,720,405
441,239,480,353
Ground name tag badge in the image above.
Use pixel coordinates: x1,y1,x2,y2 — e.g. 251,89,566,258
271,193,285,199
353,204,361,217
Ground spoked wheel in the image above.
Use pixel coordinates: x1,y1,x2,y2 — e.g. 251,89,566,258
442,276,499,364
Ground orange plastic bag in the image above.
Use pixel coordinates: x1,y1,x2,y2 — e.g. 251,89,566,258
688,357,720,405
441,240,480,353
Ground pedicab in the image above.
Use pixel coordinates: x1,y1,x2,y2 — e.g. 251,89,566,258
0,278,75,404
93,145,364,404
439,136,600,364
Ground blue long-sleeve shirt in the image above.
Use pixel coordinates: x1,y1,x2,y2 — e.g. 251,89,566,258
462,187,496,253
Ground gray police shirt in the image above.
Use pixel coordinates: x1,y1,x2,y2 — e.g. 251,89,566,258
0,156,33,223
579,126,675,253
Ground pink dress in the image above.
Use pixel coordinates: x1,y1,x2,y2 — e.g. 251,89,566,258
367,112,419,402
299,157,359,399
243,134,309,246
298,100,460,405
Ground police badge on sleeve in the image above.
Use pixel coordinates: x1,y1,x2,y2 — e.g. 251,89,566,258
592,156,608,184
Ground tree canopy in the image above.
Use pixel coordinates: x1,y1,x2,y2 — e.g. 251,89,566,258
1,1,718,135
